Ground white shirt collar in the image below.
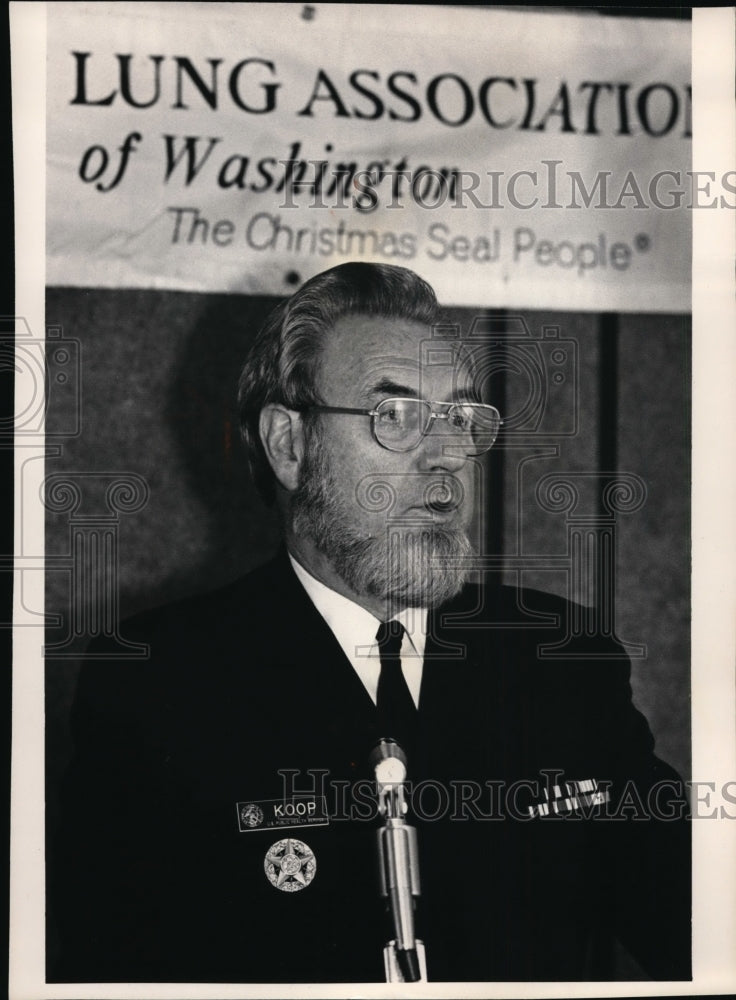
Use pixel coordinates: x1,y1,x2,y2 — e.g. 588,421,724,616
288,552,426,706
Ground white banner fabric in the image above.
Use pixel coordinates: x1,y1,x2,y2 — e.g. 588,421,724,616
46,2,695,311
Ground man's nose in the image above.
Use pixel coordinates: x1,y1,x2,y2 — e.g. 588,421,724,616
415,417,469,472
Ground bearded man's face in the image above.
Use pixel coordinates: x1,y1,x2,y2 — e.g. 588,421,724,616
290,314,478,610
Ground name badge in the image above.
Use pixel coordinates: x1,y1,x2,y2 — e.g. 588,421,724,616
237,795,329,833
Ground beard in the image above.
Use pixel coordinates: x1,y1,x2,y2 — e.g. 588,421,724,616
291,428,474,609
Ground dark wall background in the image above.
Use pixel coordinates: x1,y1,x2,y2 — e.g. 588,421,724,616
44,287,691,822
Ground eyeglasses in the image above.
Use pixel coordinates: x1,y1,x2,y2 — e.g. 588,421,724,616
300,397,502,454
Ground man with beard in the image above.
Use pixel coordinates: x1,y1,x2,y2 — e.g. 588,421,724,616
51,262,690,985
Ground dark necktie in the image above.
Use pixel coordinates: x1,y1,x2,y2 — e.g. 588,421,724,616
375,620,418,758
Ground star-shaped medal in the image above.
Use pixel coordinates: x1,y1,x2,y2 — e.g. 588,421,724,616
264,838,317,892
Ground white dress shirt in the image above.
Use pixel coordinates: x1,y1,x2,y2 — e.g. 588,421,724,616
288,553,426,707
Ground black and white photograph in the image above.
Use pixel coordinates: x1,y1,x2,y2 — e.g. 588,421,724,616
8,3,736,997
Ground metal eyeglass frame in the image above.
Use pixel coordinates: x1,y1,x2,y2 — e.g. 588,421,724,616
297,397,502,454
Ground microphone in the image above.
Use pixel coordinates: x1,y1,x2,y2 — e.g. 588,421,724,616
370,739,424,983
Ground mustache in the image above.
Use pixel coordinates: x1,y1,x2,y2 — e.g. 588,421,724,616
353,473,466,517
423,478,464,513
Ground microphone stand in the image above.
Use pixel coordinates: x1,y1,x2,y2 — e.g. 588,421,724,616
371,740,427,983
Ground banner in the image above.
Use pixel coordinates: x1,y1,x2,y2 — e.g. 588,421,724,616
46,2,698,310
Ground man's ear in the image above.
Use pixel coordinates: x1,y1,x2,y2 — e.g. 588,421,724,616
259,404,305,493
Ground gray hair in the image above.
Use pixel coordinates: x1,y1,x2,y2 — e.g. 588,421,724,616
237,262,441,503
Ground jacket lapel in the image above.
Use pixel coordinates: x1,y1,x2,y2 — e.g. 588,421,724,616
254,552,382,771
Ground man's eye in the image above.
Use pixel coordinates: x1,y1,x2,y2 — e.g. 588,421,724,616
450,411,470,429
380,407,401,424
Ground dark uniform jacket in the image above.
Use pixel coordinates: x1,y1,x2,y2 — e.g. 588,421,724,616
49,551,691,984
